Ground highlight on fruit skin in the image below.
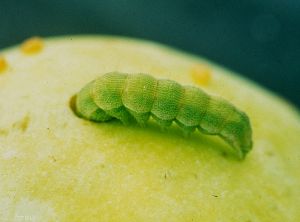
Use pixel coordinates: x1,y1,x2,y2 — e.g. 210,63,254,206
73,72,253,159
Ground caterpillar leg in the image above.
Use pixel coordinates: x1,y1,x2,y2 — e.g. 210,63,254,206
105,106,135,125
128,110,150,127
85,108,112,122
197,126,215,135
152,114,173,131
175,120,196,137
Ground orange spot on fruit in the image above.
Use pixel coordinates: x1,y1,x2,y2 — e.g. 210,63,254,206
0,56,8,73
190,64,212,86
21,37,44,54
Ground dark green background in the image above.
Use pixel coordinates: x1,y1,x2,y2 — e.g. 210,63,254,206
1,0,299,107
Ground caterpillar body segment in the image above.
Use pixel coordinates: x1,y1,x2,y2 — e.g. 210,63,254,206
75,72,253,158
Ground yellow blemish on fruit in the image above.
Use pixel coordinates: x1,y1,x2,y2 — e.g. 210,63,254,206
21,37,44,54
190,64,212,86
0,56,7,73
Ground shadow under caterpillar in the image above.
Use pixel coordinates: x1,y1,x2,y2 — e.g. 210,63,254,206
73,72,253,159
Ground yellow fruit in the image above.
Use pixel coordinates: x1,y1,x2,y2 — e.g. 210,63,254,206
0,36,299,221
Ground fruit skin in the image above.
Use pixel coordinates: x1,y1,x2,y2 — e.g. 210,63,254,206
0,36,299,221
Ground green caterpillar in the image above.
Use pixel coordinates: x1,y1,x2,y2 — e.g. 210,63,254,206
74,72,253,159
